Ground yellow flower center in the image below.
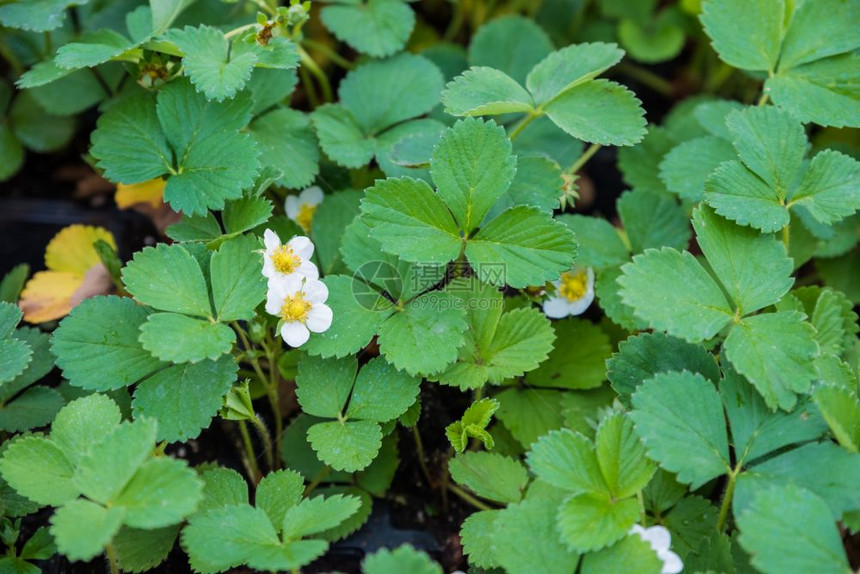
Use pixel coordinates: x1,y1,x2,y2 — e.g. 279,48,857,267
559,270,588,302
296,203,317,232
271,245,301,274
280,292,312,323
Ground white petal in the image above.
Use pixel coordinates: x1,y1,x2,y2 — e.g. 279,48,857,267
543,296,571,319
306,303,333,333
303,278,329,303
296,260,319,280
263,229,280,251
629,524,646,536
640,526,672,552
281,321,310,347
275,273,305,294
565,288,595,316
659,550,683,574
285,196,300,219
261,257,276,278
265,289,284,316
585,267,595,290
288,235,315,259
300,185,324,206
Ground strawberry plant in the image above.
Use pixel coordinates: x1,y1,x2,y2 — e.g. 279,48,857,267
0,0,859,572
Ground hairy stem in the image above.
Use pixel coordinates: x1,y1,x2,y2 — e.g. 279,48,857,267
447,483,493,511
300,47,333,103
508,111,539,141
106,544,120,574
412,426,435,487
303,466,331,496
250,413,275,471
567,142,602,175
717,466,741,532
238,420,261,482
303,38,354,70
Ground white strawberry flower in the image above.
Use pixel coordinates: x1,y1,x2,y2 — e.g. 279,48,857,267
542,266,595,318
265,274,332,348
629,524,683,574
262,229,318,283
285,186,324,232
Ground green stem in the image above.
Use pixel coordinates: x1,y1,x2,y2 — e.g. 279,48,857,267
717,466,741,532
299,64,320,107
508,111,539,141
412,426,434,487
263,344,283,468
567,142,602,175
302,38,354,70
238,420,262,482
303,466,331,496
757,91,770,106
782,223,790,250
444,0,467,40
225,23,257,39
299,47,333,103
637,490,647,526
250,413,275,471
616,61,674,97
106,544,120,574
447,483,493,511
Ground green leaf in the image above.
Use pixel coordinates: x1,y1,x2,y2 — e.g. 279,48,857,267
210,234,266,322
496,388,565,448
661,136,736,202
449,452,529,504
182,505,281,573
74,418,158,504
617,190,691,254
113,457,203,529
767,54,860,128
461,510,499,569
151,0,194,33
377,292,468,376
307,420,383,472
9,91,75,152
526,429,605,494
50,394,122,465
0,264,29,303
339,53,443,135
167,26,256,101
441,67,535,116
543,80,647,146
321,0,414,58
311,104,375,168
466,206,577,288
133,355,237,443
249,108,320,190
113,525,180,573
0,386,64,432
167,212,222,243
50,499,125,561
580,533,664,574
558,493,640,552
737,485,850,574
699,0,784,72
316,486,372,541
139,313,234,363
813,384,860,453
0,0,77,32
302,275,392,359
0,436,77,506
724,312,818,411
492,498,579,574
594,414,655,499
607,332,720,401
363,544,442,574
631,371,731,488
526,42,624,105
0,306,29,384
122,243,212,317
618,12,685,64
790,150,860,226
256,469,304,530
54,29,133,70
721,367,827,462
346,357,420,422
222,197,273,236
52,296,167,391
557,215,628,270
361,177,462,264
526,318,611,390
429,118,516,233
469,15,554,84
249,540,329,572
295,355,357,419
692,205,794,314
490,154,562,217
618,248,733,342
281,494,361,539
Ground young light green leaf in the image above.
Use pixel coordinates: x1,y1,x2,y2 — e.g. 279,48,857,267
113,457,203,529
631,371,731,488
441,67,535,116
50,499,125,561
139,313,234,363
167,26,256,101
51,394,122,465
0,436,78,506
54,29,134,70
256,469,304,530
446,398,499,453
281,494,361,539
